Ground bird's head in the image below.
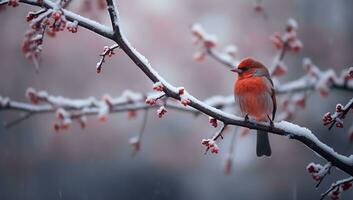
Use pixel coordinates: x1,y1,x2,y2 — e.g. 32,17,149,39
231,57,269,79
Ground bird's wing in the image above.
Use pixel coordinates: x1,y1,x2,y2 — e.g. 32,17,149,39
262,76,277,120
271,87,276,120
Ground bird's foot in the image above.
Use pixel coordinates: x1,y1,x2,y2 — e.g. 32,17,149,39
266,114,274,129
244,114,250,123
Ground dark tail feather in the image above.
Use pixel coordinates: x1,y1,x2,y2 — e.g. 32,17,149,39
256,131,272,157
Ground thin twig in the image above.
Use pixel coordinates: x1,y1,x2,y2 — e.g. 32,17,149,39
3,112,33,128
320,177,353,200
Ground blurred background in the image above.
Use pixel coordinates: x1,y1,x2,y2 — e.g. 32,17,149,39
0,0,353,199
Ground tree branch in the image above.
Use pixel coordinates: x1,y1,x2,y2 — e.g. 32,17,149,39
320,177,353,200
103,0,353,177
6,0,352,178
19,0,115,40
191,23,353,95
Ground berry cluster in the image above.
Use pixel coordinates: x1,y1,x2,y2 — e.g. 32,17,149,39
145,97,157,106
177,87,191,106
209,117,218,128
201,139,220,154
323,99,353,131
329,181,352,200
180,95,191,106
302,58,337,97
25,88,48,104
270,18,303,53
270,18,303,77
20,5,79,69
191,23,237,63
53,108,72,131
157,106,167,118
306,162,330,182
96,45,119,73
153,82,164,92
7,0,19,7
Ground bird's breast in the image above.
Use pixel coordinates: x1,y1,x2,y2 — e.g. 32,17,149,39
234,77,273,120
235,77,268,94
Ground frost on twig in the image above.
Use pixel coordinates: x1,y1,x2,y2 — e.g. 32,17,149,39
191,23,238,69
24,5,79,71
201,123,228,154
269,18,303,76
0,88,239,127
1,88,149,130
320,177,353,200
253,0,268,20
323,98,353,131
96,44,119,73
306,162,332,187
6,0,111,71
129,109,149,156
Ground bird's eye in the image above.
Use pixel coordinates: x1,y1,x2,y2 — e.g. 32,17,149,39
242,66,249,71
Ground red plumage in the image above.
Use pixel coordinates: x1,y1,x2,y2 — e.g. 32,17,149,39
233,57,276,157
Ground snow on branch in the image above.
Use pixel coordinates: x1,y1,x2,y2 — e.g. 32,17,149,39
0,88,237,128
191,23,353,95
320,177,353,200
2,1,353,197
100,0,353,178
0,89,160,126
0,0,115,69
191,23,238,69
96,44,119,73
306,162,332,187
189,22,353,130
323,97,353,131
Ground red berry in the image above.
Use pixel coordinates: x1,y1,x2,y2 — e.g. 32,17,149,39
254,4,262,12
341,182,352,191
53,123,60,132
145,98,157,106
181,98,190,106
201,139,209,146
26,13,35,22
128,110,137,119
51,11,62,21
211,146,219,154
8,0,19,7
204,37,217,49
307,165,315,173
336,122,343,128
336,104,343,112
98,114,108,122
178,87,185,95
209,118,218,128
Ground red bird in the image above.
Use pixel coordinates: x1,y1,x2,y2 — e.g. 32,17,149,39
232,57,276,157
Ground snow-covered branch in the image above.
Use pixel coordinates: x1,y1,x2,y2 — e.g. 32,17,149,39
0,88,200,128
1,1,353,197
320,177,353,200
191,22,353,95
191,23,238,69
100,0,353,178
17,0,114,39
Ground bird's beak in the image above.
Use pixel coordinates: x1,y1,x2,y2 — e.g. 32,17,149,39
230,68,242,73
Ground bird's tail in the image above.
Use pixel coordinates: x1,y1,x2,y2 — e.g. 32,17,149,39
256,131,272,157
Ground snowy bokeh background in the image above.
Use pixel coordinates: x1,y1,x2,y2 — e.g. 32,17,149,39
0,0,353,199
